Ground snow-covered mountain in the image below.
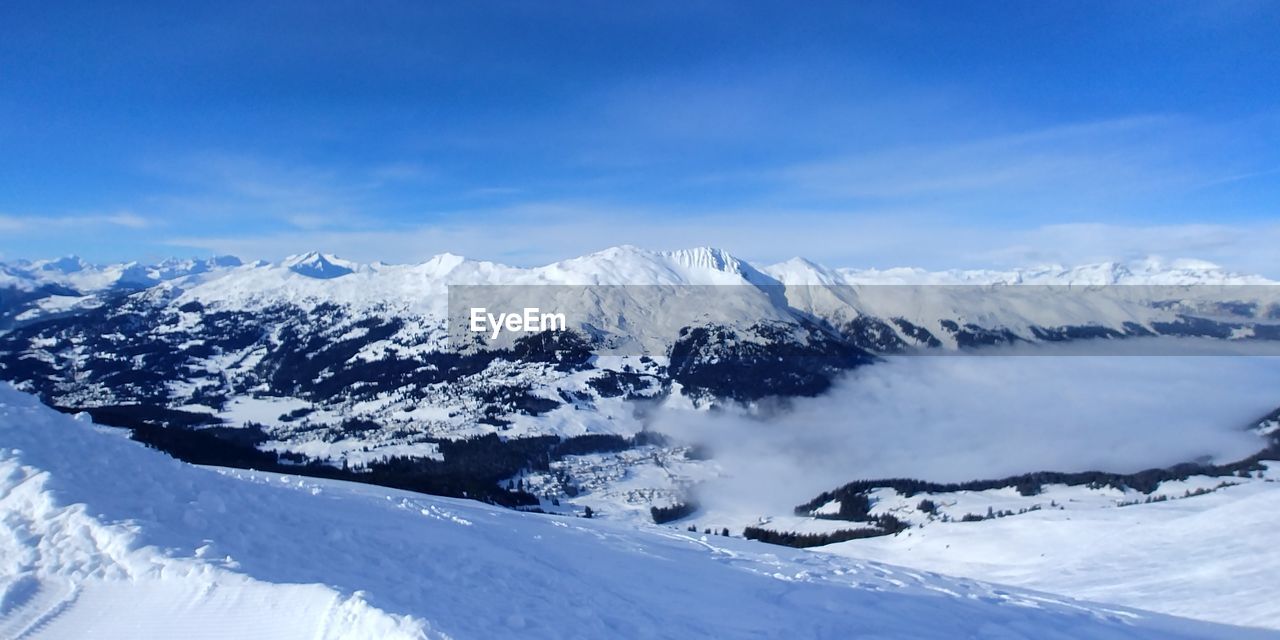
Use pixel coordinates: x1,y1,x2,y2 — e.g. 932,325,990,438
2,249,1280,635
0,384,1266,639
0,254,242,294
0,246,1278,546
1,247,1276,374
3,245,1272,311
0,255,244,327
772,256,1275,286
282,251,357,279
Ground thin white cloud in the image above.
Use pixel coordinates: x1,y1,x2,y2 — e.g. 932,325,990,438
136,153,368,226
0,211,153,232
99,212,151,229
774,116,1206,202
0,216,27,233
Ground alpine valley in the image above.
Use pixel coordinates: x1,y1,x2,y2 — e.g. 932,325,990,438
3,246,1280,635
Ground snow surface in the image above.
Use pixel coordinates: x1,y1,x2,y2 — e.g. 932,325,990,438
0,384,1267,639
824,471,1280,630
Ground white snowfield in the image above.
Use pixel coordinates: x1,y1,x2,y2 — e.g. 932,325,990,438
1,385,1270,640
824,477,1280,631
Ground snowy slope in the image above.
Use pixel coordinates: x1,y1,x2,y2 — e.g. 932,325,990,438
822,475,1280,631
0,384,1268,639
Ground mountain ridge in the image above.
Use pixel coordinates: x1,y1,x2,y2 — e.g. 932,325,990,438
1,247,1272,296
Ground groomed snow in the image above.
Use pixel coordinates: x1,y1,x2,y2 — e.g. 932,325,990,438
1,384,1269,639
823,473,1280,631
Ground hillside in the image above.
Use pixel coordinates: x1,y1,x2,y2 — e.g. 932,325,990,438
1,383,1268,639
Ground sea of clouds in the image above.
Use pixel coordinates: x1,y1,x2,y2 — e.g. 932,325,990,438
653,339,1280,515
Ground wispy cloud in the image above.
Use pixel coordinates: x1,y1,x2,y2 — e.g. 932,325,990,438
138,153,363,225
0,211,153,232
771,116,1225,207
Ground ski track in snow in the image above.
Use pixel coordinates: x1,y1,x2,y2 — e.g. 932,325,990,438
0,385,1274,639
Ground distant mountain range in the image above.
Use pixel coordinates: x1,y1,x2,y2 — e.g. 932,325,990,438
4,246,1278,344
2,246,1273,295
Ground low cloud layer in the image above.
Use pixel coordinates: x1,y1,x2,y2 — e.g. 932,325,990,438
653,340,1280,515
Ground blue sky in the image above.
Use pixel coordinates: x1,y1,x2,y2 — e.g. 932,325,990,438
2,1,1278,272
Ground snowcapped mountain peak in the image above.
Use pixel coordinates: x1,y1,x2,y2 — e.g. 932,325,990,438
565,245,750,276
1166,257,1226,271
419,252,467,275
763,257,841,285
282,251,340,266
150,255,244,279
659,246,785,288
534,245,739,285
213,254,244,267
282,252,357,279
1123,257,1265,284
0,254,252,296
806,257,1278,286
1024,258,1271,286
33,255,91,274
661,246,743,273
